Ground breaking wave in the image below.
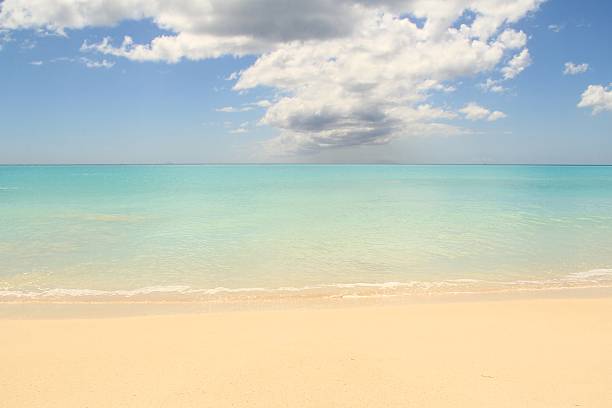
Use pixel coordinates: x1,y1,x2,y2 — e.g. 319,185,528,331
2,269,612,302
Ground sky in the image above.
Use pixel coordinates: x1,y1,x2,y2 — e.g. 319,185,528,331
0,0,610,164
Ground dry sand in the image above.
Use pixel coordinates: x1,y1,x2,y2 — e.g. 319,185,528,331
2,298,612,407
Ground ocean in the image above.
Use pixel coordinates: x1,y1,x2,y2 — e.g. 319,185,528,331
1,164,612,301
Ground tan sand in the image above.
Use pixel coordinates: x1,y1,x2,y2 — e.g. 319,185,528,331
1,298,612,407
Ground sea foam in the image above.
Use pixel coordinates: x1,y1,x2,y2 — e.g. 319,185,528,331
2,269,612,301
565,269,612,280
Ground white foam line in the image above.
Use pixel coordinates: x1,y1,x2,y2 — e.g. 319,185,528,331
2,269,611,299
565,269,612,279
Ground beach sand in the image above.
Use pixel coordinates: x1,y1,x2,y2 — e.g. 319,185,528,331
2,298,612,407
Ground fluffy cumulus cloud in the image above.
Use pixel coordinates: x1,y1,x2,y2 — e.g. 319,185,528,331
501,48,531,79
578,84,612,114
0,0,544,154
460,102,506,121
563,62,589,75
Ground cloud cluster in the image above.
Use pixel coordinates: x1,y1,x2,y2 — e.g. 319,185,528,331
563,62,589,75
233,4,535,153
1,0,358,51
578,84,612,114
0,0,543,154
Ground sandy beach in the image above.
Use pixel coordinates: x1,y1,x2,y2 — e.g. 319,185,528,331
2,297,611,407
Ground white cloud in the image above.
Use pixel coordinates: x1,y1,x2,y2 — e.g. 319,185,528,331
0,0,543,154
29,60,43,65
480,78,507,93
563,62,589,75
215,101,271,112
460,102,506,121
0,29,12,50
0,0,155,33
253,100,272,108
80,57,114,69
81,33,269,63
487,110,507,121
45,56,114,69
230,121,250,134
501,48,531,79
81,58,115,69
547,24,563,32
477,31,529,93
498,29,527,49
225,72,239,81
578,84,612,114
235,11,535,153
4,1,360,54
216,106,253,113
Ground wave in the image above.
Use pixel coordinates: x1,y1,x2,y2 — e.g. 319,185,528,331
0,285,267,299
2,269,612,301
565,269,612,279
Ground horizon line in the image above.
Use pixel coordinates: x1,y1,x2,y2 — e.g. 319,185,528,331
2,163,612,167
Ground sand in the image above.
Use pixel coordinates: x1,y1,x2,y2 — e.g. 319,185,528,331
2,298,612,407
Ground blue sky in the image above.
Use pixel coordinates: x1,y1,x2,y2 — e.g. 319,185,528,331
0,0,610,164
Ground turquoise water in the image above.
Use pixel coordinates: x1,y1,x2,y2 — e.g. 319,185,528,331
1,165,612,300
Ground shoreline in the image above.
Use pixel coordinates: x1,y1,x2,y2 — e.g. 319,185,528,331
3,269,612,305
2,297,611,407
3,285,612,319
4,268,612,304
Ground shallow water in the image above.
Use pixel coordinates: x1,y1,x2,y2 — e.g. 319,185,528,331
1,165,612,301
